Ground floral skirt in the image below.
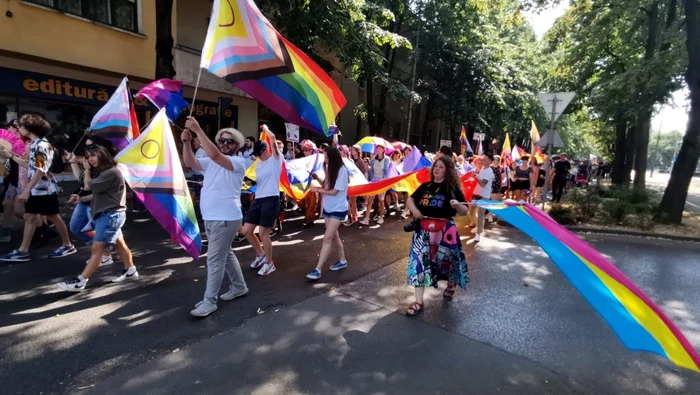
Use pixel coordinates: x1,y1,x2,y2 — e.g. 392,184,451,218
407,220,469,289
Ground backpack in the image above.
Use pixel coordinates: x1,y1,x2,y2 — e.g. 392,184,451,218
49,145,66,174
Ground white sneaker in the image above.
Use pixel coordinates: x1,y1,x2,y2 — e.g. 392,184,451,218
190,300,218,317
57,278,87,292
377,217,384,225
250,255,267,269
220,287,249,301
86,256,114,267
257,262,276,276
113,268,139,283
474,234,481,243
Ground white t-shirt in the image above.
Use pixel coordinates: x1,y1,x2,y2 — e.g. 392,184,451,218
192,148,208,176
474,167,493,198
199,156,246,221
254,154,283,199
322,166,349,213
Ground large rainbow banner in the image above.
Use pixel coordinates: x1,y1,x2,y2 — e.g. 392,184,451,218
115,109,202,259
200,0,346,136
474,200,700,373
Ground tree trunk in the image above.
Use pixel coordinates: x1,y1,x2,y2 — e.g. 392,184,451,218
155,0,175,79
659,0,700,223
366,79,377,135
611,121,628,185
374,0,405,137
632,1,660,188
623,125,637,184
634,108,653,187
420,95,434,146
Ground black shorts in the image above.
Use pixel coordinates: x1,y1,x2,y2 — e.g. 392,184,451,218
500,185,508,194
244,196,280,229
26,194,60,215
536,179,545,188
513,180,531,191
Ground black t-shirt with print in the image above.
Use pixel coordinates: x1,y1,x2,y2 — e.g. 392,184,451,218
554,160,571,179
410,181,466,219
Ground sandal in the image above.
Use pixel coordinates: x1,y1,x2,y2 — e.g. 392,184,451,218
406,302,424,316
443,285,456,298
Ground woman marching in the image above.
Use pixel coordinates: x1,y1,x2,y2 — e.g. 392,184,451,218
404,156,470,315
57,144,137,291
306,146,349,280
344,144,368,226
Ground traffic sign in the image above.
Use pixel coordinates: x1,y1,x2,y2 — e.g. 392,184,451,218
538,92,575,123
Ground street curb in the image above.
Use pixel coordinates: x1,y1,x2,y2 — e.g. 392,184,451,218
565,226,700,243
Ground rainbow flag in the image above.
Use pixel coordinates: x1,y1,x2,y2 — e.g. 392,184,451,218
245,153,325,200
115,109,201,259
473,200,700,373
459,126,471,155
201,0,346,136
136,79,189,122
534,146,545,164
90,77,139,151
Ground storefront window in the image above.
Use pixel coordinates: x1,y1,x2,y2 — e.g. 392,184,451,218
18,98,96,149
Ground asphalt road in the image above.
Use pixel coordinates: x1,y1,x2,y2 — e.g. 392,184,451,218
0,198,417,395
340,228,700,394
2,192,700,394
646,172,700,213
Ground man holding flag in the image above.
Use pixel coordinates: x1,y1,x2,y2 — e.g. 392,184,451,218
182,117,249,317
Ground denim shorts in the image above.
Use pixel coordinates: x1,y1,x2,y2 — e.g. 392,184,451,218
93,211,126,244
3,185,20,201
322,210,348,221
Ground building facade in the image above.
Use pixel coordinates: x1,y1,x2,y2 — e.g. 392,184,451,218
0,0,258,149
0,0,442,152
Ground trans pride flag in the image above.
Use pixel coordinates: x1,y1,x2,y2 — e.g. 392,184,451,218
136,79,189,122
474,200,700,373
115,109,201,259
200,0,346,136
90,77,139,151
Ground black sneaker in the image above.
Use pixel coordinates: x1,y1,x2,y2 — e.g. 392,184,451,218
270,222,283,237
233,234,246,243
57,278,86,292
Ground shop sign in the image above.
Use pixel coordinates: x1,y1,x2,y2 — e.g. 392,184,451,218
0,67,237,121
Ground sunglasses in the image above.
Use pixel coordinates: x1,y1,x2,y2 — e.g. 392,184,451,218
218,138,236,145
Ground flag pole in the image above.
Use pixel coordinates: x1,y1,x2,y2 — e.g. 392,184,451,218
71,128,90,154
188,68,204,118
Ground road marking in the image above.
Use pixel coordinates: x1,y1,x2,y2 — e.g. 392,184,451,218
686,200,700,209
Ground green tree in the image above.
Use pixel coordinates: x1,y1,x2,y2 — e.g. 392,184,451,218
542,0,686,187
647,130,684,170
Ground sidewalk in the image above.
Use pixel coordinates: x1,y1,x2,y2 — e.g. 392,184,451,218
84,290,584,395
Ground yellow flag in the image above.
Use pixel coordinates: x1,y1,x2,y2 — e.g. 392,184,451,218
530,120,540,155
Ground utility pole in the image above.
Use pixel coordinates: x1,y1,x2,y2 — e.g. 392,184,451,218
537,92,575,208
541,96,560,208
